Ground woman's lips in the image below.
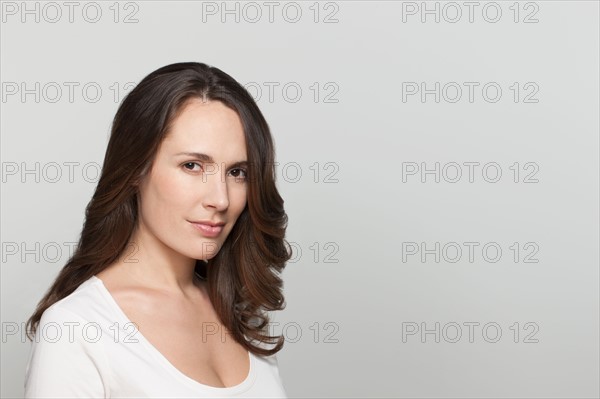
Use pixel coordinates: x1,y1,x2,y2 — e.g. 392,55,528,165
190,222,224,238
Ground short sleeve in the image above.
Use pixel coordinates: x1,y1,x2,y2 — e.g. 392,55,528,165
24,305,110,398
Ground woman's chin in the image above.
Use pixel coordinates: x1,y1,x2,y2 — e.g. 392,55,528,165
193,249,220,261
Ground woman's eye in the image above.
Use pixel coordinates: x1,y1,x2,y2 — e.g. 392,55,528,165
229,168,247,180
183,162,201,172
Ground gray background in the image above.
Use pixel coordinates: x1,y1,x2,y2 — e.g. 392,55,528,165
1,1,599,397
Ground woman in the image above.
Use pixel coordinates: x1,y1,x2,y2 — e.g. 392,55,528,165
24,62,292,398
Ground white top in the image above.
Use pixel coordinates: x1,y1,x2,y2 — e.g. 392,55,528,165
24,276,287,398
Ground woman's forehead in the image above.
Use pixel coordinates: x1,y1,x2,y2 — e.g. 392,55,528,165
160,100,247,159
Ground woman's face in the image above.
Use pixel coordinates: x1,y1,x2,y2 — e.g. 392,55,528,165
136,98,248,261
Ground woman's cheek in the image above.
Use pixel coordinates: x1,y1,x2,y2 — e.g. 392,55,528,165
156,170,190,204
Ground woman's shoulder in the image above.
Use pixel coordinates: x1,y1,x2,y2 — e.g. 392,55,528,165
26,276,112,398
39,275,109,325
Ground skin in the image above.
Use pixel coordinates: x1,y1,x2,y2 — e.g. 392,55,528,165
96,98,250,388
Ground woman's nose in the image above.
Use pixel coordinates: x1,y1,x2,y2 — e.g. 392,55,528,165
201,163,230,211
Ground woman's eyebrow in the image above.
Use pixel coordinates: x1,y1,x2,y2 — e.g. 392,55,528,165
175,152,213,162
174,152,248,168
229,160,249,170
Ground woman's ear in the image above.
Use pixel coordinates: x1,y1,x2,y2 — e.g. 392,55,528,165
132,161,151,187
131,175,142,188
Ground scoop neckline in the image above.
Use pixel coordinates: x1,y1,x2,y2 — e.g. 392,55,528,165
89,275,257,394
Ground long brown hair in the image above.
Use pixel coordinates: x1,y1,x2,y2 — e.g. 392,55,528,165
26,62,291,356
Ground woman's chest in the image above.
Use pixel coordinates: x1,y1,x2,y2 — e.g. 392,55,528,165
115,290,251,388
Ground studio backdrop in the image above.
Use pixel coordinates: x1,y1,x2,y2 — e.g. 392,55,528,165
1,1,599,398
